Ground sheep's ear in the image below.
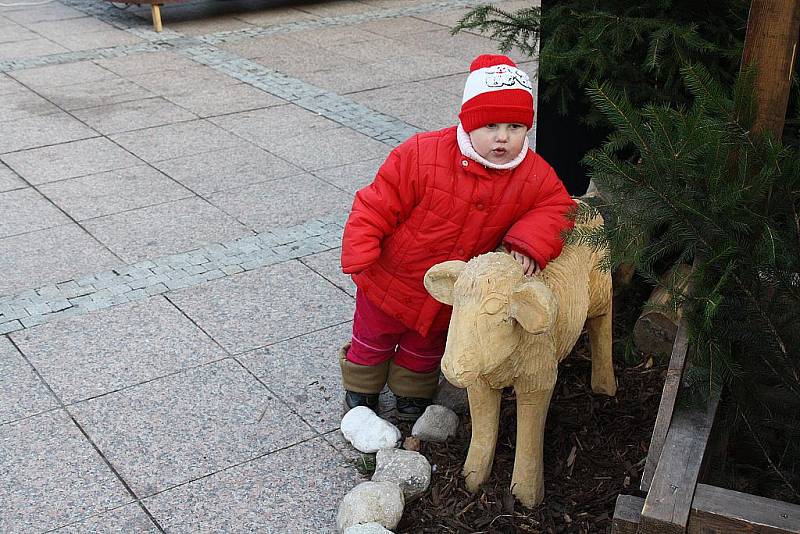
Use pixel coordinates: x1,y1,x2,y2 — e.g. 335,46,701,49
424,261,466,305
510,278,558,334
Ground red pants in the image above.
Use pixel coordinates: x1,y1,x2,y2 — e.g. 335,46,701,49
347,291,447,373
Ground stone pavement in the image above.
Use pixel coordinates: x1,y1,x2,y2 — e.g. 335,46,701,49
0,0,534,531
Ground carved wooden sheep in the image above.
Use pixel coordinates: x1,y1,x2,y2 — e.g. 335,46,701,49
423,208,617,507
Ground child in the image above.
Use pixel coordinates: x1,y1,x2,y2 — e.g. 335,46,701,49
340,54,574,421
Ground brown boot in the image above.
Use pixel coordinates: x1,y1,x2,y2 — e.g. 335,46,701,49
339,343,389,413
387,361,440,421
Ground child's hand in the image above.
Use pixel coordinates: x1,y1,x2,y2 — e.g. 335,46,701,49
510,250,540,276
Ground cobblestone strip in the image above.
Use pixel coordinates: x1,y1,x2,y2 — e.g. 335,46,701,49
0,214,347,335
183,46,421,144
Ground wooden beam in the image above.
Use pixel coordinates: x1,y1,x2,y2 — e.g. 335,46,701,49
639,392,720,533
690,483,800,533
741,0,800,138
611,494,644,534
640,317,692,492
150,3,163,33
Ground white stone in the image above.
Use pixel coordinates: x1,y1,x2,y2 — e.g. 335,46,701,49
336,481,404,532
372,447,431,502
341,406,401,453
343,522,393,534
434,378,469,414
411,404,459,442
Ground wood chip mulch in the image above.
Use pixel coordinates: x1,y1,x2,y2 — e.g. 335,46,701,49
397,289,666,533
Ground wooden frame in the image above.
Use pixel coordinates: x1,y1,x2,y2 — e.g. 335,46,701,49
611,320,800,533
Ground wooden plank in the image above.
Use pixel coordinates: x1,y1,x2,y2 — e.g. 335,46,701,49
641,317,691,492
741,0,800,138
611,494,644,534
689,484,800,533
639,392,720,533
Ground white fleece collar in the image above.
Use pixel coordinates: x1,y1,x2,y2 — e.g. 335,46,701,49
457,122,529,170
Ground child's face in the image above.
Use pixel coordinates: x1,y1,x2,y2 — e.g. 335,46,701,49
468,123,528,165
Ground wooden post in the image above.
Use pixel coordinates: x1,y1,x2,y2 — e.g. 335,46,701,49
150,3,163,33
741,0,800,137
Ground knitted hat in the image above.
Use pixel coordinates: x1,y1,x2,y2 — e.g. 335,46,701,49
458,54,534,132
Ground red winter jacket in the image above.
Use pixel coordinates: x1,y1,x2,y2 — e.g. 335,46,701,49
341,126,574,337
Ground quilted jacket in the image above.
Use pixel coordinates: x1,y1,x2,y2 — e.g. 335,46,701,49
341,126,574,337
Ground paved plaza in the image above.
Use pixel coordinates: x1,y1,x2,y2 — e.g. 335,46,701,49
0,0,532,531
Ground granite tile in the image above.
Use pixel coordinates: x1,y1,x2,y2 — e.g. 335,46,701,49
0,37,67,60
39,164,191,221
0,72,22,94
300,247,355,297
110,119,243,163
95,52,200,77
0,136,141,186
154,143,302,196
56,29,142,53
209,173,353,232
0,410,132,532
333,35,419,63
73,97,198,135
311,158,381,195
0,187,69,239
252,39,353,76
82,196,251,263
208,105,338,149
3,3,86,24
8,60,117,89
238,322,351,433
294,0,371,16
70,359,315,496
0,223,121,296
367,52,469,84
144,437,359,533
164,83,284,118
159,15,254,36
350,81,459,131
355,15,444,38
25,16,117,37
0,111,97,154
128,65,240,97
36,77,154,112
232,5,318,25
0,21,37,44
0,162,24,192
267,127,392,171
281,24,377,47
300,62,398,94
169,260,353,354
0,86,59,121
53,503,159,533
0,335,57,424
11,297,226,403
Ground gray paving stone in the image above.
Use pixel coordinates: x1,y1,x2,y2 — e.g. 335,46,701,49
73,96,198,135
232,5,319,25
312,158,381,195
0,111,97,154
301,247,355,297
128,64,242,96
0,136,142,185
49,28,144,52
110,119,243,163
0,37,68,61
82,196,251,263
0,223,121,297
144,437,358,533
0,335,57,423
95,51,200,77
208,104,337,149
299,62,399,95
0,410,132,532
154,143,302,196
39,164,192,220
11,297,226,403
169,259,353,354
354,14,443,38
0,89,60,122
0,72,21,94
266,126,391,171
0,319,22,334
209,174,353,233
250,38,354,77
53,503,159,533
0,22,38,45
0,162,23,192
350,79,461,131
0,187,70,239
36,76,154,111
8,60,118,88
3,3,86,24
238,322,350,433
70,358,315,496
164,82,284,118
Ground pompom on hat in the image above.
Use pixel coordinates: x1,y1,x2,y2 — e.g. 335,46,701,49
458,54,534,132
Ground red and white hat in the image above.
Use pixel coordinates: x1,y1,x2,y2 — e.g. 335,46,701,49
458,54,534,132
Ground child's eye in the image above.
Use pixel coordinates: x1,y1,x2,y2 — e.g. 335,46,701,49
485,123,497,129
509,124,523,129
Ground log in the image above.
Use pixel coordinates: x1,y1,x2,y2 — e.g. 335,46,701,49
633,263,691,357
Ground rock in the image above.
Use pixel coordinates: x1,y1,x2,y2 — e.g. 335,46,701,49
372,448,431,502
341,406,401,453
343,522,393,534
411,404,459,442
336,481,404,532
434,378,469,414
402,436,421,452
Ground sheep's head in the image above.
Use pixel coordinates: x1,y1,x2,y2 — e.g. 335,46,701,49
424,252,558,388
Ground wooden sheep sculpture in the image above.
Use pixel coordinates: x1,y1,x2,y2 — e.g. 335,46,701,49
423,206,617,507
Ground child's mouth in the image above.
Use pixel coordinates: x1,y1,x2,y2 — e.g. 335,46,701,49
492,148,507,157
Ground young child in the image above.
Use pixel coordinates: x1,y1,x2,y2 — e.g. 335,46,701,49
340,54,574,421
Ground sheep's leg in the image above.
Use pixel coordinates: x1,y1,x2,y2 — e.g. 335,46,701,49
462,381,501,492
511,388,553,507
587,297,617,396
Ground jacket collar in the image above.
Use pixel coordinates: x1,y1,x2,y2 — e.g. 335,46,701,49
457,122,529,170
